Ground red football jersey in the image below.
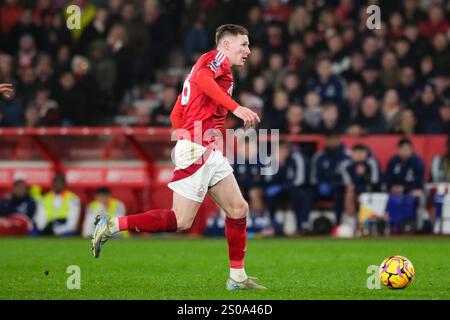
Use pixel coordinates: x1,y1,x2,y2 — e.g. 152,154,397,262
177,49,235,146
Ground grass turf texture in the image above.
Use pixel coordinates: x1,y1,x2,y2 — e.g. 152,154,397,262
0,237,449,300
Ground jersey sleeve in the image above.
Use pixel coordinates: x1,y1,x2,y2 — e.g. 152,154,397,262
169,94,184,129
194,68,239,112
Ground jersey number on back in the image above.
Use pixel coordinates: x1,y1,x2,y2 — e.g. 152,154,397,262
181,67,195,106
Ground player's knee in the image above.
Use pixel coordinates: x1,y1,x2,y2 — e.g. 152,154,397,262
174,211,194,231
229,201,249,219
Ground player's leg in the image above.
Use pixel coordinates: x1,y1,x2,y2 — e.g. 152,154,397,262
208,174,266,289
92,191,202,257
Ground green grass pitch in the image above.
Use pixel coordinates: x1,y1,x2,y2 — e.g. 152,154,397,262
0,237,449,300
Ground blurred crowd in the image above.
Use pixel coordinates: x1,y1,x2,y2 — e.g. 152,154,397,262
0,172,127,237
227,134,450,236
0,0,449,134
3,135,450,237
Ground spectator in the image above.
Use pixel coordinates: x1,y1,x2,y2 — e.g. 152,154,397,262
413,83,442,133
342,81,363,125
419,55,435,82
0,54,15,83
151,86,177,127
265,141,311,233
386,138,425,196
143,0,175,71
287,6,312,41
431,32,450,77
379,50,400,89
431,139,450,183
397,66,420,106
89,40,116,98
0,0,24,38
78,6,110,55
308,55,346,105
24,105,40,127
311,133,350,224
252,75,272,109
34,173,81,236
263,52,286,90
418,4,449,41
34,88,60,126
402,0,427,25
262,22,288,55
82,187,126,237
0,84,24,126
438,102,450,135
327,33,351,75
282,103,313,135
233,139,266,201
392,108,417,135
34,0,56,29
342,51,365,83
382,89,402,133
342,144,381,222
244,6,266,46
107,23,134,103
184,20,210,66
387,11,405,42
263,89,289,129
35,53,57,91
54,45,72,75
246,187,273,238
348,95,386,136
54,71,88,126
16,34,38,73
0,179,36,235
42,12,72,55
393,37,415,67
7,7,42,53
361,62,383,98
385,138,427,229
404,24,430,61
303,90,322,130
286,40,314,78
361,35,381,67
262,0,291,23
280,71,303,103
316,101,344,134
248,46,265,75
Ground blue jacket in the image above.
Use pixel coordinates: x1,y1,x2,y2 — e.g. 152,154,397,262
265,149,309,190
311,145,350,190
342,157,381,194
233,157,266,193
0,195,37,220
386,154,425,192
309,75,346,104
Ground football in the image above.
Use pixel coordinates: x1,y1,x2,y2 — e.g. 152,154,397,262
379,256,415,289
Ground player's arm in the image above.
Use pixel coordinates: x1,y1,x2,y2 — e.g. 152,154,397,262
194,68,260,128
169,94,184,129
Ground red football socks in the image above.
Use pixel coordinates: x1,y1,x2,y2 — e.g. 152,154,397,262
118,209,177,233
225,216,247,269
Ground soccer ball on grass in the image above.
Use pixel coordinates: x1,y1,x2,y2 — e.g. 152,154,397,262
379,255,415,289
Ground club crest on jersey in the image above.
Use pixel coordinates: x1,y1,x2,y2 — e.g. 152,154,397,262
211,60,221,69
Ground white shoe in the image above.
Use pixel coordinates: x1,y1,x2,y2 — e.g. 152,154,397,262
91,215,113,258
226,276,267,290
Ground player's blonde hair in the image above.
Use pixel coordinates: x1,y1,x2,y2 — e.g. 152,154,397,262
215,24,249,45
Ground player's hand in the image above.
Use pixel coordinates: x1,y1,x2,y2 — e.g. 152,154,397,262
233,106,260,129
